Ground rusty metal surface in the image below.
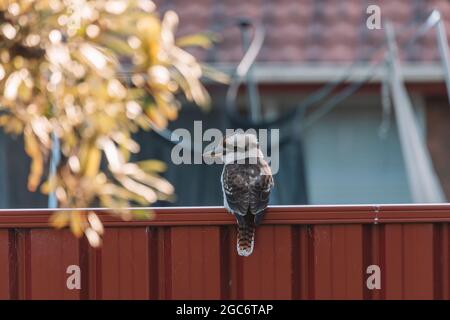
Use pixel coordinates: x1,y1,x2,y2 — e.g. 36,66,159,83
0,205,449,300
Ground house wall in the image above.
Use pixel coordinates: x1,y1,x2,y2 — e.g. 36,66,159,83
0,90,448,208
426,96,450,199
303,95,413,204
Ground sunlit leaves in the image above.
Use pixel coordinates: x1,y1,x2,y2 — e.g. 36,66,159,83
0,0,218,247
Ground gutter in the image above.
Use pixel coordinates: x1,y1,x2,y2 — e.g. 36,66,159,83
210,63,446,84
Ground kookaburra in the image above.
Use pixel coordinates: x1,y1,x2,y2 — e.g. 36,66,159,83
204,133,274,256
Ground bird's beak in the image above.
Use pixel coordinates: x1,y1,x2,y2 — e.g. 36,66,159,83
203,146,224,159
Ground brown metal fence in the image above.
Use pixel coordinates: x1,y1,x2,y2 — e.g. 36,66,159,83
0,205,449,300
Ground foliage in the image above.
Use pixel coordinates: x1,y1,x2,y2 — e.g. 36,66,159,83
0,0,216,246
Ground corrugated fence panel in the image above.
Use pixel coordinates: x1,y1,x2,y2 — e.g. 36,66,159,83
169,226,221,299
0,230,11,299
311,225,364,299
434,223,450,299
362,224,384,300
28,229,80,300
236,225,293,299
99,228,150,299
403,224,434,299
384,224,435,299
295,225,314,299
0,205,450,300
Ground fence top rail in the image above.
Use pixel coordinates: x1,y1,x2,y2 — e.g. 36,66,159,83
0,204,450,227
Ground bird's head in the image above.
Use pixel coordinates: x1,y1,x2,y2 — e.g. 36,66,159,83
203,132,264,164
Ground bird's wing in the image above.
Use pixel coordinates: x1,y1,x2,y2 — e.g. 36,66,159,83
222,165,249,216
250,159,274,217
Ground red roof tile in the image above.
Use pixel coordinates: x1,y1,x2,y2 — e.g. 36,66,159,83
157,0,450,63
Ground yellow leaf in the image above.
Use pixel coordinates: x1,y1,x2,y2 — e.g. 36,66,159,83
84,145,102,177
87,212,104,235
101,184,149,206
0,115,10,126
136,160,167,173
176,34,214,49
155,98,178,121
24,128,43,192
137,16,161,64
50,212,70,229
99,34,135,55
85,228,102,248
201,64,230,84
116,176,158,203
70,211,85,238
132,209,154,220
145,107,167,130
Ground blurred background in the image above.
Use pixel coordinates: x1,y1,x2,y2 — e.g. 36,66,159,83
1,0,450,208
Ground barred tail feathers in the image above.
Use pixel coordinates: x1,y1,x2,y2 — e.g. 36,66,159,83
236,216,255,257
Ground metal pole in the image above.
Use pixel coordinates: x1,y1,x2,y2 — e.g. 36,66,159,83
238,19,262,123
48,133,60,208
385,22,446,203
